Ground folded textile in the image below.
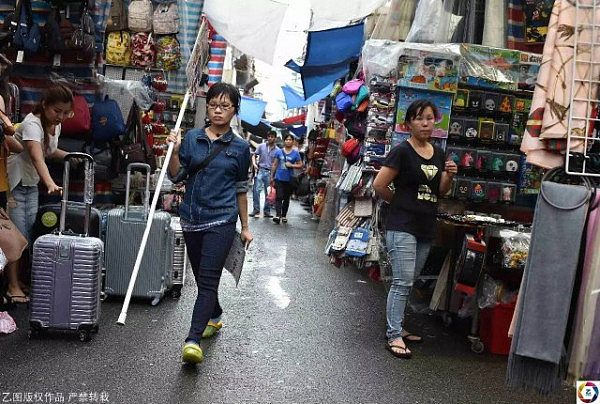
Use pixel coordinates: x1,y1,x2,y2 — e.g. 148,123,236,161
507,181,590,395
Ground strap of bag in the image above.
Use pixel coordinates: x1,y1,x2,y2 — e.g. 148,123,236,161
189,142,227,177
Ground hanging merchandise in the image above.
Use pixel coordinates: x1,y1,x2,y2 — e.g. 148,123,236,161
128,0,153,32
405,0,443,43
44,8,67,56
61,95,91,137
131,33,156,68
13,0,41,54
92,95,126,143
69,0,96,60
507,170,593,395
106,31,132,65
106,0,127,32
153,2,180,35
155,35,181,71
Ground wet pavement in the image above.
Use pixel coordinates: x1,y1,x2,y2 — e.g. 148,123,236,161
1,199,573,403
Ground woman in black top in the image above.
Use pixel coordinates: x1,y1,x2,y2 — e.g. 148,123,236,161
373,100,457,358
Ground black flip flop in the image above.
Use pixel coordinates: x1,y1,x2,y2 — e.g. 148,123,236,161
386,343,412,359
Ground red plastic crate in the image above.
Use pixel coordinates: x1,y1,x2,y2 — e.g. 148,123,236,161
479,302,516,355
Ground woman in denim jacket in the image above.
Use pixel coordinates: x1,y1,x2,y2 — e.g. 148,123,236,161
167,83,252,364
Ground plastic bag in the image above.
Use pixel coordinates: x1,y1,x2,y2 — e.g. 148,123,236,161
0,311,17,334
266,185,276,205
96,74,153,111
405,0,443,43
478,274,501,309
499,230,530,270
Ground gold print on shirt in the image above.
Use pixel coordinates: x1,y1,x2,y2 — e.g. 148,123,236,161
421,164,438,181
417,184,437,202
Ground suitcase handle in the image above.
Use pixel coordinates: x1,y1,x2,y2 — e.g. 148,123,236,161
125,163,151,220
61,152,95,236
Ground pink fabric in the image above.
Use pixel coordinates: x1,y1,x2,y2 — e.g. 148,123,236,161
520,0,600,168
0,311,17,334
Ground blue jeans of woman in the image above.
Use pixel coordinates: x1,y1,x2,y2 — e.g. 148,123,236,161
8,183,39,244
252,168,271,215
386,230,431,342
183,222,236,343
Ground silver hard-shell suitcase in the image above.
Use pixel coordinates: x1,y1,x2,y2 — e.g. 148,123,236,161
104,163,171,305
166,216,187,298
29,153,104,342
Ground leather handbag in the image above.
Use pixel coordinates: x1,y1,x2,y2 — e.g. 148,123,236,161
0,208,27,262
119,101,156,172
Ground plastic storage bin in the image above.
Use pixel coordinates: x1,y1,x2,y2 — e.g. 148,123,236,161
479,302,515,355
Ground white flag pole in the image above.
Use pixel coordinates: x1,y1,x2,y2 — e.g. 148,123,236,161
117,91,191,325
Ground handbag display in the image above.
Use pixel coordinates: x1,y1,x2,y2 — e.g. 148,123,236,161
12,0,41,54
61,95,91,137
106,0,127,32
152,2,179,35
0,208,28,262
68,0,95,59
119,101,156,172
128,0,153,32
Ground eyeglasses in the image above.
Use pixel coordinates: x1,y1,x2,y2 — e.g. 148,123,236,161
207,103,234,111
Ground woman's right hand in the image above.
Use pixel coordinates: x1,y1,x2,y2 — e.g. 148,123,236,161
46,182,63,195
166,129,182,153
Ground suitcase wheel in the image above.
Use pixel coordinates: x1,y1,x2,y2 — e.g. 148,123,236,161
171,287,182,299
79,330,92,342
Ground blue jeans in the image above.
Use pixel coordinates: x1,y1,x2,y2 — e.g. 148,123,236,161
386,230,431,342
183,222,236,343
252,168,271,215
8,183,39,245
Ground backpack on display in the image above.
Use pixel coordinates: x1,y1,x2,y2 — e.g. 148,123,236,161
106,31,131,65
128,0,153,32
92,95,125,143
131,32,155,67
155,35,180,70
152,2,179,35
106,0,127,32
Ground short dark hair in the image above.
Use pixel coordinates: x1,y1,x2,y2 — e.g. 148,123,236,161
283,133,296,141
404,99,438,124
206,82,241,114
267,130,276,137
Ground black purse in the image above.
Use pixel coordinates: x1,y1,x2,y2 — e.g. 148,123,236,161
12,0,41,54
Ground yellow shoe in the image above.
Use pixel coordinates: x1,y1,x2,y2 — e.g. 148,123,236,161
202,320,223,339
182,343,203,364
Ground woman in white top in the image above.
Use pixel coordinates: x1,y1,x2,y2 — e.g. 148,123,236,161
6,84,75,302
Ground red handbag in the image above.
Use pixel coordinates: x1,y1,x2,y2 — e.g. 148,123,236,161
61,95,91,137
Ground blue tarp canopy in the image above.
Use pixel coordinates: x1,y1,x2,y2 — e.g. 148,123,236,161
239,96,267,126
281,82,333,109
288,125,307,138
286,23,364,98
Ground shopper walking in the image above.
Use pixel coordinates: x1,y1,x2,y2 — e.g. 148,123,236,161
373,99,457,359
167,82,252,364
250,130,279,218
270,133,302,224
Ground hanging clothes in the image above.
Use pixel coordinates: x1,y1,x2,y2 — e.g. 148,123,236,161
507,179,591,395
521,0,600,168
369,0,417,42
482,0,506,48
568,193,600,381
450,0,485,44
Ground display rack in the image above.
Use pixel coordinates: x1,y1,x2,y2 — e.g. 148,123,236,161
565,0,600,177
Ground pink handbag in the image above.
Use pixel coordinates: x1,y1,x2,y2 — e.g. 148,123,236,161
342,79,364,95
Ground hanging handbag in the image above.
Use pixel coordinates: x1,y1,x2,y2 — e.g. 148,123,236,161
61,94,91,137
0,208,28,262
152,2,179,35
119,101,156,172
12,0,41,54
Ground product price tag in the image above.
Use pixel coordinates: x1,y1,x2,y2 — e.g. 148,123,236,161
16,51,24,64
53,54,61,67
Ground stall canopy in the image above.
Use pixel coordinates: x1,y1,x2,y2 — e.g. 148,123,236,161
288,125,307,138
281,82,333,108
286,23,365,98
239,96,267,126
203,0,289,64
308,0,387,31
241,119,273,138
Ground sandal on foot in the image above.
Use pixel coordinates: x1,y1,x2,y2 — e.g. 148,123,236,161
386,342,412,359
201,320,223,339
182,343,203,364
281,217,287,223
402,331,423,344
7,293,29,304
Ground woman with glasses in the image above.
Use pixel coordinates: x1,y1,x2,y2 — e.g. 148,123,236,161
373,100,457,359
167,82,252,365
5,84,75,302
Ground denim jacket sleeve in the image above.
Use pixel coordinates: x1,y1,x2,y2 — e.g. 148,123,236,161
167,131,192,184
235,142,251,194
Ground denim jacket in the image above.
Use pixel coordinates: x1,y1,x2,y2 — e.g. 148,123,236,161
168,128,251,226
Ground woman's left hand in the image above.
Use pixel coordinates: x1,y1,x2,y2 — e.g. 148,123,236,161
444,160,458,176
241,228,253,248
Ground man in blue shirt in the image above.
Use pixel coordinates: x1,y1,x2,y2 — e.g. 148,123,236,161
251,131,279,217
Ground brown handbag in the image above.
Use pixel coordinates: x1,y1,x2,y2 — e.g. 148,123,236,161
0,208,27,262
119,101,156,172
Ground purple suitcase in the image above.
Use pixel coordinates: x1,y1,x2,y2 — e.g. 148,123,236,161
29,153,104,342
